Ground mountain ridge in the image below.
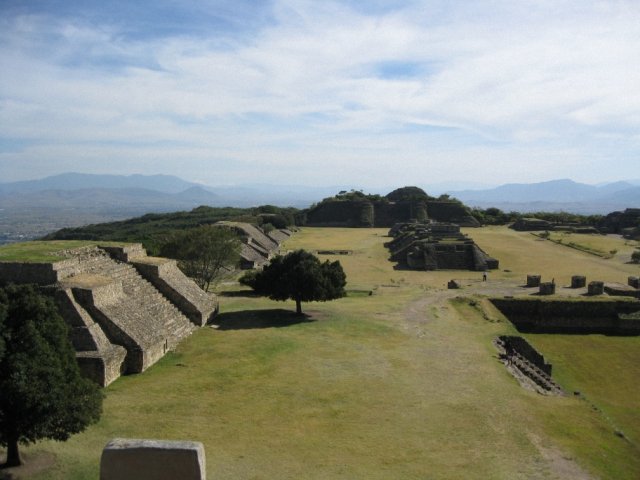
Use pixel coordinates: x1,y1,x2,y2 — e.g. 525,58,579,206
1,173,638,214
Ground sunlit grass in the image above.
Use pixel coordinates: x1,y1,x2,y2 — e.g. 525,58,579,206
9,226,640,479
0,240,130,263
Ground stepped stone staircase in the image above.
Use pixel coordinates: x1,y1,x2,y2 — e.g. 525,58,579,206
1,244,218,386
495,336,564,396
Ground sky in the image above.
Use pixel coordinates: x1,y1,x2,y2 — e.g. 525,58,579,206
1,0,639,189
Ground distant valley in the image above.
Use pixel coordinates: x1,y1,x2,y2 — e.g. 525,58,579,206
1,173,639,244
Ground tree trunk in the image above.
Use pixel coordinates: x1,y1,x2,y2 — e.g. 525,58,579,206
295,299,302,315
5,434,22,467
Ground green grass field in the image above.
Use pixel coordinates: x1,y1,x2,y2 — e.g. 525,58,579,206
0,240,130,263
4,227,640,479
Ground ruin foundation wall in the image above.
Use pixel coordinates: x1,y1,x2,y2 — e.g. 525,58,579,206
491,297,640,334
132,259,218,326
1,244,217,386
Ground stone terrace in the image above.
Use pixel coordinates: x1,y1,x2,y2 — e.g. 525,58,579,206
0,244,218,386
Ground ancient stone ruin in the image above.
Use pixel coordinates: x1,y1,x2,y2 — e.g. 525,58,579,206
571,275,586,288
385,221,499,271
588,281,604,296
302,187,480,228
491,297,640,335
100,438,206,480
538,282,556,295
496,336,563,395
213,221,291,269
0,244,218,386
598,208,640,238
510,218,553,231
526,274,541,287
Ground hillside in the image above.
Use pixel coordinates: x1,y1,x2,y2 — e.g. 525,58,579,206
44,205,298,254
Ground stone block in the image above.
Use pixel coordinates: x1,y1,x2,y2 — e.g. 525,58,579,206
100,438,205,480
571,275,586,288
526,274,541,287
539,282,556,295
588,281,604,296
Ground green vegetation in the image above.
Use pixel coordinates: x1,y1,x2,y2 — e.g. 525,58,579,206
158,225,242,290
470,207,602,226
384,186,432,202
241,249,346,314
43,205,298,255
533,231,636,259
4,226,639,479
0,240,128,263
0,285,103,467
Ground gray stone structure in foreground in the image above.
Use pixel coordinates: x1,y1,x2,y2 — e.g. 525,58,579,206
100,438,205,480
0,244,218,386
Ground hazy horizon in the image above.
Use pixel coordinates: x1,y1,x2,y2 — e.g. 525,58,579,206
2,1,640,187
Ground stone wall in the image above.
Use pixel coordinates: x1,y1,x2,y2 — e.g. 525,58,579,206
213,222,289,268
499,335,552,375
304,198,479,228
53,287,126,386
491,297,640,334
0,261,66,285
425,201,480,227
386,222,498,271
100,439,206,480
304,200,375,227
1,244,217,386
132,258,218,326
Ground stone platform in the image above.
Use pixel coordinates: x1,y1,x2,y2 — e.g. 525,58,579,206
0,244,218,386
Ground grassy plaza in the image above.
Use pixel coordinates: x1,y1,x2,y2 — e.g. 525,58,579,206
5,227,640,479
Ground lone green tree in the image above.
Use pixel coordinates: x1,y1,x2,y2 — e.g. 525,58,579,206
244,249,346,315
0,284,103,468
159,225,242,291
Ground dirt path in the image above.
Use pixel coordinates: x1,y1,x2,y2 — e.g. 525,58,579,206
400,281,598,480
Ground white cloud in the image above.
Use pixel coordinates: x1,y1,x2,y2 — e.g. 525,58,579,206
1,0,639,186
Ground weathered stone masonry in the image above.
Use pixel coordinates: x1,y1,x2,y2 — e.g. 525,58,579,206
491,297,640,335
0,244,218,386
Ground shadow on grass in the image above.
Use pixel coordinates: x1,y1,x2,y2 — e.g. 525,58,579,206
217,289,260,298
0,451,56,479
214,309,314,330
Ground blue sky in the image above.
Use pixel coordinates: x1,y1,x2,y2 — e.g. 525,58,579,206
1,0,639,189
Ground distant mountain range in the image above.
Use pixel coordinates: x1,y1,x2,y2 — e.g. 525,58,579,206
1,173,638,215
0,174,346,243
0,173,347,210
1,173,639,244
446,179,640,214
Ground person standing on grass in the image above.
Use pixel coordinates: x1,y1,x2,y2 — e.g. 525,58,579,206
482,271,487,282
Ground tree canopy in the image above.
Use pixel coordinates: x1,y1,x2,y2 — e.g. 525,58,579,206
385,186,431,203
242,249,346,314
0,284,103,467
158,225,242,291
